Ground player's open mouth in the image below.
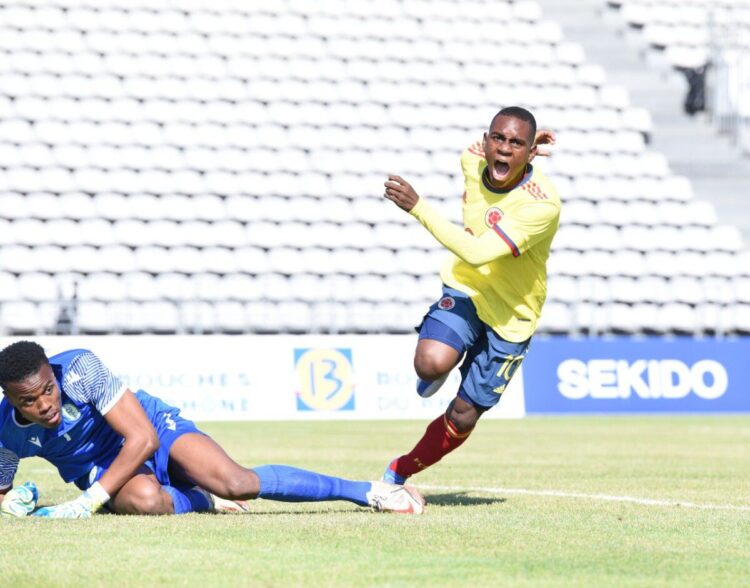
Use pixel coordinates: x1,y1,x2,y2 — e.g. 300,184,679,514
493,160,510,178
45,411,60,426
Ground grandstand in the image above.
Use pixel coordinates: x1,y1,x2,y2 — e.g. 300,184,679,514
604,0,750,69
600,0,750,198
0,0,748,336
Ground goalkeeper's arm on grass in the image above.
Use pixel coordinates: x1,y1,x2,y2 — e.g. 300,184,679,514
32,390,159,519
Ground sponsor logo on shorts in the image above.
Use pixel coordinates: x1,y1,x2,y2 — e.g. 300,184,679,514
485,207,503,227
438,296,455,310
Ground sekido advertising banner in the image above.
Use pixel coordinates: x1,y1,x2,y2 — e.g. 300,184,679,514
523,337,750,414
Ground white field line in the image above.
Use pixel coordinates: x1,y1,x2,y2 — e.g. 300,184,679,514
418,484,750,512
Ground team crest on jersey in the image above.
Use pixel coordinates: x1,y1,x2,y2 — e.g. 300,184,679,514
438,296,455,310
61,403,81,422
485,207,503,227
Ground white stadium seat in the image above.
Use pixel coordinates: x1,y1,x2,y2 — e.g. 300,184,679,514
1,301,58,334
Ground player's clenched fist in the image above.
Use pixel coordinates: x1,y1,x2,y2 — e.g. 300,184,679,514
384,175,421,212
0,481,39,518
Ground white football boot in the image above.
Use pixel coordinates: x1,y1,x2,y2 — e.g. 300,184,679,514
195,488,251,514
209,494,251,514
366,481,425,514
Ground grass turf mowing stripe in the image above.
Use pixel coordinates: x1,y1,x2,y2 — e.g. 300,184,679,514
418,484,750,512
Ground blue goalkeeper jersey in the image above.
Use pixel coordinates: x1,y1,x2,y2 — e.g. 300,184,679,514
0,349,128,490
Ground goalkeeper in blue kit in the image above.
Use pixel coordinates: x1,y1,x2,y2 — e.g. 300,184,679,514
0,341,424,518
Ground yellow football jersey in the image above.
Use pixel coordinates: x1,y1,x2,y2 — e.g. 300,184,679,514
440,142,561,342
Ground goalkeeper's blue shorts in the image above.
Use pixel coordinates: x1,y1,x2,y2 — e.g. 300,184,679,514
418,285,531,410
74,390,203,491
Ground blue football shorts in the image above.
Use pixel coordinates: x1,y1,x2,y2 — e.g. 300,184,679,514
418,285,531,410
74,390,203,491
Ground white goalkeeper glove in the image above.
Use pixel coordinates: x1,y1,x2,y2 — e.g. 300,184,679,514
0,481,39,518
32,481,110,519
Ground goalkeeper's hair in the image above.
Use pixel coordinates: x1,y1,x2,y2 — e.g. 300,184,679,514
0,341,49,388
494,106,537,142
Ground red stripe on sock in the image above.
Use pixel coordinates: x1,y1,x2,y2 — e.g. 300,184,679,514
443,415,472,439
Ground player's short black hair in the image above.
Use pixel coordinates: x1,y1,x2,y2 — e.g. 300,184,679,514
0,341,49,389
494,106,537,143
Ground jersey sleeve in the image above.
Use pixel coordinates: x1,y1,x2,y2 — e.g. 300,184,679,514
64,352,128,416
0,447,20,490
492,199,560,257
461,142,485,184
409,197,508,266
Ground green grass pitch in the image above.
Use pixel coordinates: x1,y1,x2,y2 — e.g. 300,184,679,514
3,416,749,587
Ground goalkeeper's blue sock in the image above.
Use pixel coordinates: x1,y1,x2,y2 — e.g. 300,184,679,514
254,464,371,506
163,485,212,514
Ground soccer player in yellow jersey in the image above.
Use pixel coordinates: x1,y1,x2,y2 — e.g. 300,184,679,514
381,106,561,484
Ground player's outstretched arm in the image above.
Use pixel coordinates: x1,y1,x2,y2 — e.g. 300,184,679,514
33,482,109,519
34,390,159,519
384,175,509,265
95,390,160,496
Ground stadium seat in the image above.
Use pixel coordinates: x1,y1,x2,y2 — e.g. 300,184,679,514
695,303,730,336
0,272,22,302
215,301,248,334
579,276,612,304
733,278,750,304
245,301,283,333
631,302,663,334
609,276,644,304
178,301,216,334
327,274,356,302
607,302,641,335
142,301,180,334
537,301,574,334
733,304,750,335
0,301,58,334
659,302,699,335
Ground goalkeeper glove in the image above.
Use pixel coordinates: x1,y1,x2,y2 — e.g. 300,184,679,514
0,482,39,518
32,482,110,519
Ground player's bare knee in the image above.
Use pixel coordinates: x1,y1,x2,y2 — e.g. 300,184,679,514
447,401,481,434
447,413,475,434
120,480,171,515
138,491,171,515
414,352,451,381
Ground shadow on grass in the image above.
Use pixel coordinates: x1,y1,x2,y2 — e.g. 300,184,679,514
85,493,504,517
424,492,506,507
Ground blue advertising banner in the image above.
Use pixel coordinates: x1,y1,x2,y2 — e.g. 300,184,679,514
523,337,750,414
